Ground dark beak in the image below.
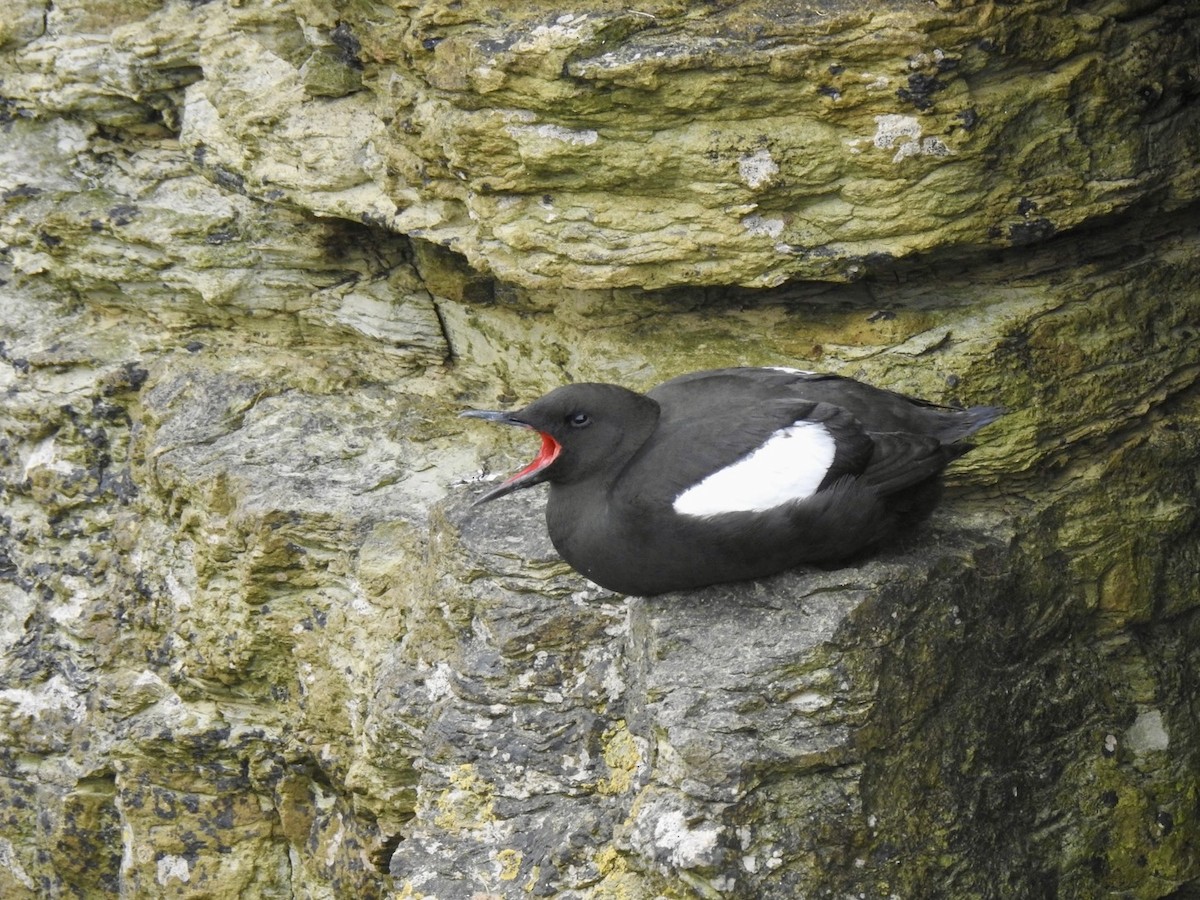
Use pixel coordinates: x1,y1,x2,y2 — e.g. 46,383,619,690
460,409,562,504
459,409,522,426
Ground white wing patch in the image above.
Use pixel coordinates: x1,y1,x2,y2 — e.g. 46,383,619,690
672,421,837,517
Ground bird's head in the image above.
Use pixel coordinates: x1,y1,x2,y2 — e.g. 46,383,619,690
461,382,659,503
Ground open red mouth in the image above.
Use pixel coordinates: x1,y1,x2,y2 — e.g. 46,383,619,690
503,431,562,486
460,408,564,504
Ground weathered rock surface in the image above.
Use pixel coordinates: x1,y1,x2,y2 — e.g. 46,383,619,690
5,0,1198,291
2,1,1199,898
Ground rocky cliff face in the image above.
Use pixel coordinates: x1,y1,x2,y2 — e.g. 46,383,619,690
2,1,1198,897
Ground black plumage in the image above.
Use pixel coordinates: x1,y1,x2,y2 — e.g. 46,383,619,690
462,367,1003,595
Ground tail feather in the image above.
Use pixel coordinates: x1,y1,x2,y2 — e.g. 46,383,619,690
934,405,1005,443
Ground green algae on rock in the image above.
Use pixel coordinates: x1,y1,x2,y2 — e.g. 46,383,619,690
2,0,1200,898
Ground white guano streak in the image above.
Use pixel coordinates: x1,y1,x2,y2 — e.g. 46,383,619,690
672,421,836,517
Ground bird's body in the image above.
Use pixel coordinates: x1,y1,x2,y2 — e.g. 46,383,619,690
463,367,1002,595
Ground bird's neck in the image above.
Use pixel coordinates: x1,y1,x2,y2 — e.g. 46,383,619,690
543,395,659,549
608,396,660,481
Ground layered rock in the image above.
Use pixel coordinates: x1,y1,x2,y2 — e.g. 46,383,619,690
2,1,1198,898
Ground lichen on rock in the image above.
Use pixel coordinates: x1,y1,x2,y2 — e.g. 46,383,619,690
2,0,1199,898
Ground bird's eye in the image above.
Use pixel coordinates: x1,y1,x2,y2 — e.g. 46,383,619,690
568,412,591,427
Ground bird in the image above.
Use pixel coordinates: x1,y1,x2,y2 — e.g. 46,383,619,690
460,366,1003,595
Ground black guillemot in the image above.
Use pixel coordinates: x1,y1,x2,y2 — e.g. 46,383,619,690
462,367,1003,595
